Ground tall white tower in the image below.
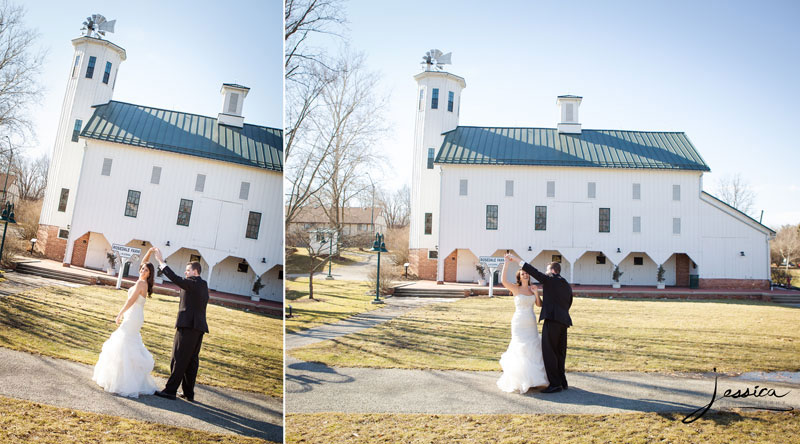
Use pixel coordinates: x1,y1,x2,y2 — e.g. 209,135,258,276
408,50,465,280
37,21,126,261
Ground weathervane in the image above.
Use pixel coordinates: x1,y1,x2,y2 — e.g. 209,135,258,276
421,49,452,71
81,14,116,39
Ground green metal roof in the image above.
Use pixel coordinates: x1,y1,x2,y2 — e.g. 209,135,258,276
81,101,282,171
435,127,710,171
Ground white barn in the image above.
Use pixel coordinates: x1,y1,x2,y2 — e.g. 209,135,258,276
408,65,775,289
36,33,283,302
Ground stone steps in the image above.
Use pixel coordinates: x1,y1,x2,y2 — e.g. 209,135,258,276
15,263,94,285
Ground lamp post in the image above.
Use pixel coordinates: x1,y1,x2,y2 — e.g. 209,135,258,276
370,232,388,304
326,230,334,280
0,201,17,263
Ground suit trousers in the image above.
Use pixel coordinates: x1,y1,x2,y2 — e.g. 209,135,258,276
541,320,568,388
164,327,204,396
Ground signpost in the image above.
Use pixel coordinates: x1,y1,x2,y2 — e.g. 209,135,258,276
112,244,141,289
479,256,504,298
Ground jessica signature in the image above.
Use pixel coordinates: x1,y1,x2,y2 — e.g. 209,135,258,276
682,369,793,424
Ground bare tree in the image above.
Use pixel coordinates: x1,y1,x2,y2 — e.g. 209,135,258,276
285,0,346,81
380,184,410,228
715,173,756,216
772,224,800,276
286,227,333,299
12,153,47,200
0,2,45,139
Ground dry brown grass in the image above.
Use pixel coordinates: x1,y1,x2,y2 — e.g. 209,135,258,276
286,411,800,444
0,395,271,443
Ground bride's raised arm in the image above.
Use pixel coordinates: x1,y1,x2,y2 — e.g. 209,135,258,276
141,247,155,265
500,256,520,294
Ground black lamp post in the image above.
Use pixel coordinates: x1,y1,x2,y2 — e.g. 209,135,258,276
0,201,17,262
370,232,388,304
326,230,334,279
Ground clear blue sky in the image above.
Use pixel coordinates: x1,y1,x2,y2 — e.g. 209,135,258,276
27,0,282,159
333,0,799,229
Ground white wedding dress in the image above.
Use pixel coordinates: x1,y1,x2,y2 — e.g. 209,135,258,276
497,293,549,393
92,287,159,397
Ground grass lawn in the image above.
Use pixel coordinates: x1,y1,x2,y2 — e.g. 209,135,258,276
285,278,381,334
0,395,271,444
286,248,366,275
289,296,800,373
0,285,283,398
286,411,800,444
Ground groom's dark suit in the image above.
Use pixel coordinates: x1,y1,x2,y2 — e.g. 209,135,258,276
161,266,209,398
520,262,573,389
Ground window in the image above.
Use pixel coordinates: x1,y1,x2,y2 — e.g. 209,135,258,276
246,211,262,239
424,213,432,235
58,229,69,239
673,184,681,201
599,208,610,233
195,174,206,192
447,91,454,112
588,182,596,198
176,199,193,226
505,180,514,197
227,93,239,113
85,56,96,78
428,250,438,259
151,166,162,184
552,255,562,263
673,217,681,234
102,61,112,84
486,205,498,230
632,183,641,200
278,270,283,280
237,262,249,273
535,206,547,230
58,189,69,212
633,216,641,233
596,255,606,265
565,103,574,121
634,256,644,266
189,254,202,263
101,158,112,176
547,181,555,198
125,190,141,217
240,182,250,200
418,88,425,111
71,119,82,142
72,55,80,78
427,148,435,169
459,179,468,196
431,88,439,109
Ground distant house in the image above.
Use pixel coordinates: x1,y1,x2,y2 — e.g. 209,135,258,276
288,206,386,237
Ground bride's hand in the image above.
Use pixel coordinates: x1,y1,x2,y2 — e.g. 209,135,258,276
115,313,123,325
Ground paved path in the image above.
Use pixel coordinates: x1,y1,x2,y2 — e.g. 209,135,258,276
286,296,456,350
286,297,800,416
0,348,282,442
0,270,83,297
287,251,376,281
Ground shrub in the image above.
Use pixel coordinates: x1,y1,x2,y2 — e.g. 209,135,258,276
385,226,409,266
367,263,402,295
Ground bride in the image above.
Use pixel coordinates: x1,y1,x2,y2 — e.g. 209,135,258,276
92,249,159,397
496,255,549,394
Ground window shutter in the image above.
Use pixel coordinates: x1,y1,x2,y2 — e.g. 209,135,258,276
151,166,162,184
588,182,596,198
195,174,206,192
459,179,468,196
547,181,555,198
101,158,113,176
505,180,514,197
228,93,239,114
240,181,250,200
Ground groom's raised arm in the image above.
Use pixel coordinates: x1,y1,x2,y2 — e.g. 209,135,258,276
161,265,190,291
506,253,548,283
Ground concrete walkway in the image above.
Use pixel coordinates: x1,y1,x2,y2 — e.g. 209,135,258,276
286,299,800,416
287,251,377,281
286,296,456,350
0,347,282,442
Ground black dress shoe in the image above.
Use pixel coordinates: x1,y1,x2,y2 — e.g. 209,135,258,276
154,390,177,400
179,393,195,402
562,383,569,390
541,385,563,394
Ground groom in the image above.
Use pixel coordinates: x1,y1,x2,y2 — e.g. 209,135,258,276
505,253,573,393
151,248,210,402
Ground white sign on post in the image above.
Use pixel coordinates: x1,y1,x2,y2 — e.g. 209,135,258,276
479,256,504,298
112,244,142,289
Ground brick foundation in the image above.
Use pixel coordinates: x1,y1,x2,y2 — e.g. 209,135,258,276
70,232,90,267
409,248,438,280
698,278,770,290
676,253,690,287
36,224,67,262
443,250,457,283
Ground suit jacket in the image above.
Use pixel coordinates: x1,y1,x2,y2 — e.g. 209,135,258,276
520,262,573,327
162,266,210,333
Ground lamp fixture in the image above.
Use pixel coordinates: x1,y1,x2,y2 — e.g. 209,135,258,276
528,246,532,251
141,241,146,246
166,241,170,247
740,251,745,257
616,248,621,253
261,257,266,263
